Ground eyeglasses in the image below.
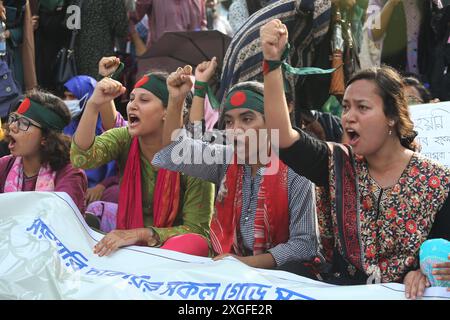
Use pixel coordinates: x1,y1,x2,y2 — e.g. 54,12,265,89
7,113,42,132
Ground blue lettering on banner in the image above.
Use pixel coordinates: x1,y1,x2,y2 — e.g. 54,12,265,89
161,282,221,300
274,287,314,300
221,283,272,300
27,218,88,271
25,218,315,300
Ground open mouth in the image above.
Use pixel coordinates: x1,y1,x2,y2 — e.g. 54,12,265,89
8,136,16,150
346,128,360,145
128,114,141,127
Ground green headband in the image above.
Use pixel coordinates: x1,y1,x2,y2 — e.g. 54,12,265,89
223,89,264,115
17,98,66,131
134,74,169,106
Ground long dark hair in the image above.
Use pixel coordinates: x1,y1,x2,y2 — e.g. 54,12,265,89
347,66,418,151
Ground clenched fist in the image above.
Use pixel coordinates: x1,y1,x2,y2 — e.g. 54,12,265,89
167,65,194,100
260,19,288,61
98,56,121,77
195,57,218,83
88,77,126,109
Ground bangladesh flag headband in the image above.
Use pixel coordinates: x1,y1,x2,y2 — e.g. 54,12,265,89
223,89,264,115
17,98,66,131
134,74,169,106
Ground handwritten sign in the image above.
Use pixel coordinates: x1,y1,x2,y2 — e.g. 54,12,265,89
0,192,448,300
410,102,450,167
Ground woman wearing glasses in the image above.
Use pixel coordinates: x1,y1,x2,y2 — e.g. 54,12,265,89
0,90,88,213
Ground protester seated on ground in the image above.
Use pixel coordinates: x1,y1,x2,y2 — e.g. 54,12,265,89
70,71,215,257
403,76,437,105
261,19,450,298
0,89,87,212
152,60,320,270
62,75,120,207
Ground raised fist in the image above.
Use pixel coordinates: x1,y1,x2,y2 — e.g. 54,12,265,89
195,57,218,83
88,77,126,109
98,56,121,77
260,19,288,61
167,65,194,100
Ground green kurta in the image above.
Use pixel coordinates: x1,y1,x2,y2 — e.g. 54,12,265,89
70,127,215,243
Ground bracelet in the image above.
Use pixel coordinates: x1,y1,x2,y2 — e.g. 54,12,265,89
194,80,208,98
262,59,283,75
262,44,290,75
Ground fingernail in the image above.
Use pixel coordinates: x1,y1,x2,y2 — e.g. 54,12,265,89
405,293,410,298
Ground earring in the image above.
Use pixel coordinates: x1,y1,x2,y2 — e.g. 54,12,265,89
389,129,392,136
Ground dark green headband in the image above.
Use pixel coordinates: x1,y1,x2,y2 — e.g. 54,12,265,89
17,98,66,131
223,89,264,115
134,74,169,106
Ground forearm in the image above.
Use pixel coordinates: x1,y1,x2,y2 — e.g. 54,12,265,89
189,95,205,123
263,68,299,148
240,253,277,269
137,227,160,246
73,102,100,150
162,96,185,147
99,100,118,131
129,30,147,56
369,0,398,41
152,133,228,185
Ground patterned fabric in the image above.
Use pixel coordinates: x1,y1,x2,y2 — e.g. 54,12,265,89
228,0,249,33
4,156,56,192
219,0,332,103
210,156,289,256
70,127,215,243
71,0,128,78
86,200,118,232
367,0,422,74
152,130,319,266
317,147,450,283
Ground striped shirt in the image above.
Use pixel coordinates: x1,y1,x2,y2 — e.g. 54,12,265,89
152,129,320,266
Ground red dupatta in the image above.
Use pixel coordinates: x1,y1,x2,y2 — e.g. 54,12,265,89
117,137,180,230
210,156,289,256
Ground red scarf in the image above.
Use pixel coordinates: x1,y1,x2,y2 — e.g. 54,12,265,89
117,137,180,229
210,157,289,255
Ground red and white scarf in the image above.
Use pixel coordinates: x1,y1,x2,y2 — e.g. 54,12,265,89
210,156,289,255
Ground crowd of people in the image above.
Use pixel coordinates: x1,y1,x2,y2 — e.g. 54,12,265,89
0,0,449,300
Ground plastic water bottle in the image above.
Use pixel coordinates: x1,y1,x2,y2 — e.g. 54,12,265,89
0,21,6,56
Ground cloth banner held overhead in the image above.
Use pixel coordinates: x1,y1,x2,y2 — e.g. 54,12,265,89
410,101,450,167
0,192,448,300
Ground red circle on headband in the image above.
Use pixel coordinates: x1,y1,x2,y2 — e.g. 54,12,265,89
135,75,150,88
17,98,31,114
230,91,247,107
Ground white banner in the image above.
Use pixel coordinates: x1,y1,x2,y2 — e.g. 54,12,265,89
0,192,448,300
410,102,450,167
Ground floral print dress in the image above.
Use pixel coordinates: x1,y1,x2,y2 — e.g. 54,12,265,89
317,147,450,283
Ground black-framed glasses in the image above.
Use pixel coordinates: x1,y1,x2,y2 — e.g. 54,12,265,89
7,113,42,132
